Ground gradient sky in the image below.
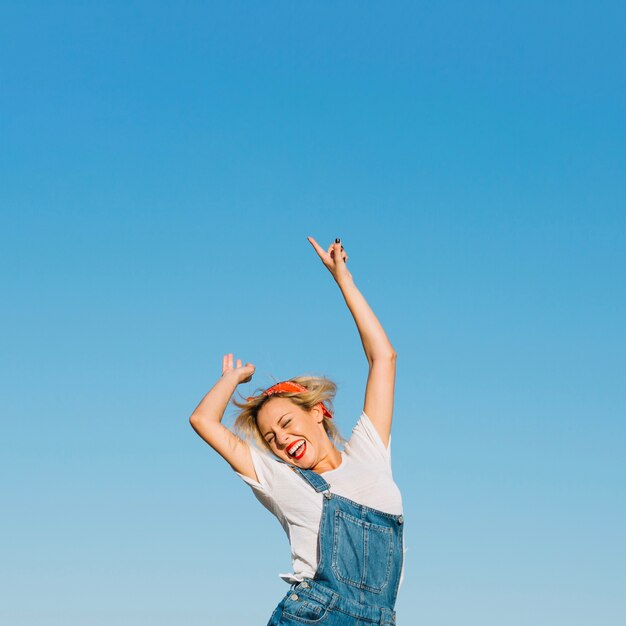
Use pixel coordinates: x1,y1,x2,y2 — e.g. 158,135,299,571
1,2,625,625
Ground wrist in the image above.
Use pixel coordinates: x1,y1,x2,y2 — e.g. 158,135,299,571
220,371,242,388
335,272,354,290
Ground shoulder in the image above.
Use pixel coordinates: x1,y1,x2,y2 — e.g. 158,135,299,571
234,444,297,492
345,411,392,465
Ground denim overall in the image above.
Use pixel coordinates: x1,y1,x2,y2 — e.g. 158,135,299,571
267,466,404,626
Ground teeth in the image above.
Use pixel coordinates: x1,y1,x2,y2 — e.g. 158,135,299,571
289,441,305,456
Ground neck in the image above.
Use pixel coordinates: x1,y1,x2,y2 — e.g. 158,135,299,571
312,445,342,473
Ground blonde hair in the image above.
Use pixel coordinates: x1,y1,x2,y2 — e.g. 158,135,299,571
232,375,345,453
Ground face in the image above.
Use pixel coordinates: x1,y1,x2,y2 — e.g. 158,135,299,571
256,397,330,467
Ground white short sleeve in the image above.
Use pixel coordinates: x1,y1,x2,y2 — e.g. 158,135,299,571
234,444,289,494
345,411,392,467
234,445,298,525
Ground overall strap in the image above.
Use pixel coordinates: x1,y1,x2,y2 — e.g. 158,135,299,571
273,457,331,492
289,466,331,493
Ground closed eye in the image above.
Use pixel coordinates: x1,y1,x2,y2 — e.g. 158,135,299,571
265,417,291,445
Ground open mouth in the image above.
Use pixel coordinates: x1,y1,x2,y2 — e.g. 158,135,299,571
286,439,307,460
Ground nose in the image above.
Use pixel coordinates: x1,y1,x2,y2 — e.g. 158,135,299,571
275,431,290,449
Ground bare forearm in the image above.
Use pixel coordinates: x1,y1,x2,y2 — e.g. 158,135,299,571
189,375,239,425
336,274,396,364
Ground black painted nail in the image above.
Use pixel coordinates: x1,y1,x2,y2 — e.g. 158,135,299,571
335,238,340,243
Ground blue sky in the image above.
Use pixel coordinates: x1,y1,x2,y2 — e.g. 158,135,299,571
1,2,625,625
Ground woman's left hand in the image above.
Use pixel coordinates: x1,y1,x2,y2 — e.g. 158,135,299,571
307,236,352,283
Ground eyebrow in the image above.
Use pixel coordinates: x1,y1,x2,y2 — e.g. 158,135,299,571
263,412,291,438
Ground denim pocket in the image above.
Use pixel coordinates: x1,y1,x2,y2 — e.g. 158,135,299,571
331,510,394,593
281,589,332,624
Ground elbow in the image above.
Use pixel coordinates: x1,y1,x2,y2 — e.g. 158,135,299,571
368,350,397,366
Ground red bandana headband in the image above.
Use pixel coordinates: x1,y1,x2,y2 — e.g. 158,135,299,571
247,380,333,419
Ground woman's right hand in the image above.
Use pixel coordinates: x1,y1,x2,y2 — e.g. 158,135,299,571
221,353,255,385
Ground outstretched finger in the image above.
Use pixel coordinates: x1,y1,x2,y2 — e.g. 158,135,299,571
236,358,242,368
307,236,328,260
222,354,228,373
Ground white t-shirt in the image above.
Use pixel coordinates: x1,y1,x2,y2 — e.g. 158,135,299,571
235,411,406,586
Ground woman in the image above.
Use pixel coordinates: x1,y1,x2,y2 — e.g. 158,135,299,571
189,237,405,626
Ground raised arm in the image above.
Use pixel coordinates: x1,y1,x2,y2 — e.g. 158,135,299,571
308,237,396,447
189,354,259,481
